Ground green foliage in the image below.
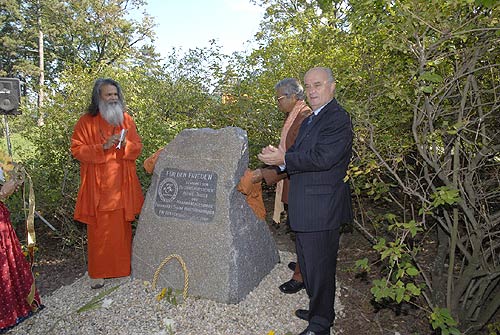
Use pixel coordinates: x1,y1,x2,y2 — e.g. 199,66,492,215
1,0,156,89
430,186,461,208
0,127,37,227
430,307,461,335
340,0,500,332
487,321,500,335
77,285,121,313
3,0,499,333
419,71,444,94
355,257,370,272
346,160,392,203
371,278,422,304
360,214,424,304
156,286,180,306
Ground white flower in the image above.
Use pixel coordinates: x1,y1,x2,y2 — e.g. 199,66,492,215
163,317,176,331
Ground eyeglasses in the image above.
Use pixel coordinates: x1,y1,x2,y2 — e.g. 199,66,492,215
276,95,287,102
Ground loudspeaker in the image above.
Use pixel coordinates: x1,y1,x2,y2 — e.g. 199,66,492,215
0,78,21,115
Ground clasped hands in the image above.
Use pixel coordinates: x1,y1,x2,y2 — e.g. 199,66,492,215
103,129,128,150
244,145,284,185
257,145,285,166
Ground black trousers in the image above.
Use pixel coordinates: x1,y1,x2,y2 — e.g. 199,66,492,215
296,228,340,333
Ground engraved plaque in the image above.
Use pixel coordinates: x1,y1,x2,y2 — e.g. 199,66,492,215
154,168,218,222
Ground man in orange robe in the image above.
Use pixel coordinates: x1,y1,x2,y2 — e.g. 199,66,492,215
71,78,144,288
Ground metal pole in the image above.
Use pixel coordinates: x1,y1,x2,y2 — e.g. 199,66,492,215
3,115,12,157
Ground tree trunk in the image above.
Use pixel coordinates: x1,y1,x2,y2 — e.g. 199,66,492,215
37,0,45,126
431,224,448,308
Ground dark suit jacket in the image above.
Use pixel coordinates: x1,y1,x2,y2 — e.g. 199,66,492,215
261,105,311,204
285,98,353,232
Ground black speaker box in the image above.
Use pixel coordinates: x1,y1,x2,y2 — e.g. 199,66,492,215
0,78,21,115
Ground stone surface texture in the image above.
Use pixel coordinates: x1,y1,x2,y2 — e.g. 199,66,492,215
132,127,279,304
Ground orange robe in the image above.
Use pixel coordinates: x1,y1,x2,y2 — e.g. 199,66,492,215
143,148,163,174
71,112,144,278
237,169,266,220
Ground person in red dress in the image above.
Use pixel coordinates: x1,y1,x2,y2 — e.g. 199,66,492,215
0,165,42,333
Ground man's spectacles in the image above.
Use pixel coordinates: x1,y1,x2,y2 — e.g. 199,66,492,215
276,95,287,102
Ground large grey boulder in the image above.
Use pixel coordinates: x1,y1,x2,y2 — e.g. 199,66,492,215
132,127,279,303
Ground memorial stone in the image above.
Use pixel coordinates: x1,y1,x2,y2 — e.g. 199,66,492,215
132,127,280,303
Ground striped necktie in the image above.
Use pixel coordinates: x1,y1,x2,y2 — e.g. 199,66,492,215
307,113,315,125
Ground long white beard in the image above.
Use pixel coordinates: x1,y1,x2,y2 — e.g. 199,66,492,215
99,100,124,126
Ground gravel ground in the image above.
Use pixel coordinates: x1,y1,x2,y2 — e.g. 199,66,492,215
6,251,344,335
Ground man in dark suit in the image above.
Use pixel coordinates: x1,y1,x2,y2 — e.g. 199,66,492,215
258,67,353,335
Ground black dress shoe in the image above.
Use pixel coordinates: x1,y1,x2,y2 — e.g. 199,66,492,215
279,279,304,294
288,261,296,271
299,329,330,335
295,308,310,321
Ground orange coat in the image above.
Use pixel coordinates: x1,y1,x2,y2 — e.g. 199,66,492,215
71,113,144,224
143,147,163,174
237,169,266,220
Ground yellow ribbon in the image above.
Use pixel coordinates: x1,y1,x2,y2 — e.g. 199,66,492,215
25,171,36,250
23,170,39,309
